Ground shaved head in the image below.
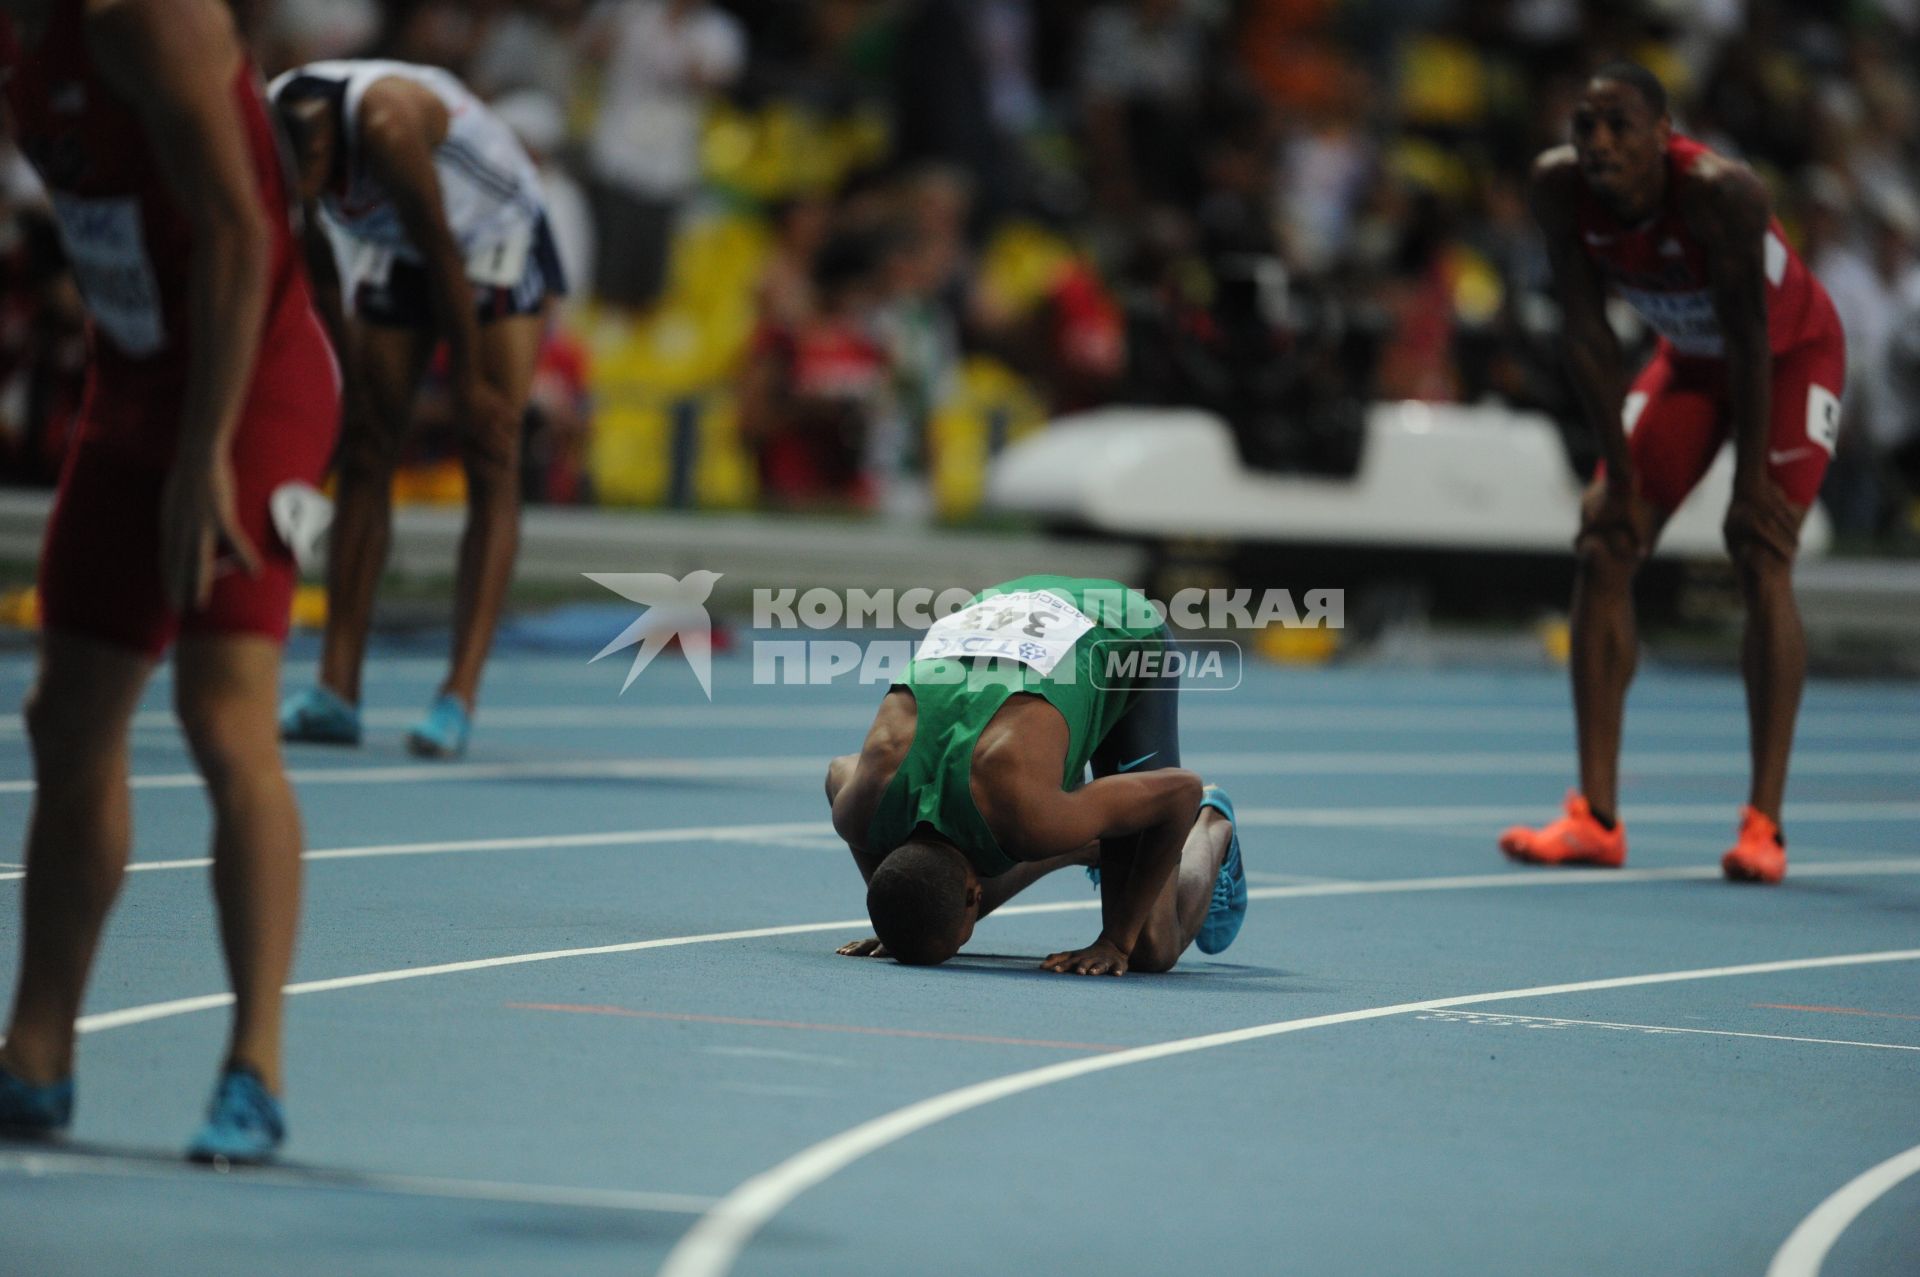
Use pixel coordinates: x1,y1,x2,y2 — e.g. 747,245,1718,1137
866,838,981,966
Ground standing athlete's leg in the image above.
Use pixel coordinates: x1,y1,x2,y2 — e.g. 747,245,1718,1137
1723,346,1843,883
182,352,337,1160
0,632,154,1092
1573,368,1723,825
1086,626,1240,972
1567,483,1660,826
313,321,433,708
1732,518,1805,819
440,312,543,712
1503,355,1715,866
177,635,303,1095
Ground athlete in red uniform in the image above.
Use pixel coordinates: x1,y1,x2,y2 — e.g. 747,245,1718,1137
1501,64,1844,884
0,0,339,1161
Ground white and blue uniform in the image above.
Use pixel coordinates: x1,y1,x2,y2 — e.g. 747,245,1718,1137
270,59,565,324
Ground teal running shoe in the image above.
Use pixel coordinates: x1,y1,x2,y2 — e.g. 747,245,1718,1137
0,1062,72,1138
279,686,362,745
1195,785,1247,955
406,693,471,759
187,1065,284,1165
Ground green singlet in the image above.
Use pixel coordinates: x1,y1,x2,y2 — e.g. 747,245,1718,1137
866,575,1166,877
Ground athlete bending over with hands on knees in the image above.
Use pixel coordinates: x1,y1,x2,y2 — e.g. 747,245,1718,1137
1501,63,1846,884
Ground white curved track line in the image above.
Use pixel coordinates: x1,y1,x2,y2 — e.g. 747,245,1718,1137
657,948,1920,1277
73,920,870,1033
1767,1141,1920,1277
66,860,1920,1036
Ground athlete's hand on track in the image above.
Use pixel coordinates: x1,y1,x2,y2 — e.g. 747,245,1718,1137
836,937,890,958
160,451,261,612
1041,937,1130,977
1724,474,1800,562
1580,477,1653,561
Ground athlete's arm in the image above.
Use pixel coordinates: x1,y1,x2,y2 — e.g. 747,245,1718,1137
825,751,895,956
1530,150,1633,492
356,78,513,437
997,767,1204,976
89,0,269,610
1680,162,1799,558
299,216,350,373
826,752,888,880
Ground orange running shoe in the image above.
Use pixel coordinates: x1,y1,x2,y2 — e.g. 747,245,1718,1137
1499,791,1627,867
1721,806,1786,884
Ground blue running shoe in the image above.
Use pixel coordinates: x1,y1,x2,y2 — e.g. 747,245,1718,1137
0,1062,72,1138
406,693,471,759
279,686,362,745
187,1066,283,1165
1195,785,1247,955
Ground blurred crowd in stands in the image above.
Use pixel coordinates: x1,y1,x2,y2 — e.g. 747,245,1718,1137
4,0,1920,543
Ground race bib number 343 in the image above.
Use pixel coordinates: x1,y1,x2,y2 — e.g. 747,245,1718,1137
51,193,165,357
914,590,1096,675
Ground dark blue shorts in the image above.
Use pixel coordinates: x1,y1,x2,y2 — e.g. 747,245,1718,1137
354,215,567,329
1089,624,1181,778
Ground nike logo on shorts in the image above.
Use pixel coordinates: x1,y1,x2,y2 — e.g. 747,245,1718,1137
1769,446,1817,465
1118,752,1158,772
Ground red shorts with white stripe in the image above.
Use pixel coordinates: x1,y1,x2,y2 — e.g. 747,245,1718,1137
38,320,341,658
1606,316,1847,511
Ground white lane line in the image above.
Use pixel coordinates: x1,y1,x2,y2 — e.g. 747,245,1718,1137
0,821,835,883
5,752,1920,797
955,861,1920,922
0,756,828,795
66,860,1920,1034
1415,1009,1920,1053
0,1148,713,1215
0,705,876,735
6,804,1918,888
704,1047,854,1068
1768,1141,1920,1277
6,704,1919,738
1236,801,1920,828
656,948,1920,1277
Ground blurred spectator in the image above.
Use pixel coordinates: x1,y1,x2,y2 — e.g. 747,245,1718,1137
757,196,835,329
469,0,586,102
1078,0,1218,214
1275,69,1377,273
258,0,380,68
869,174,973,512
381,0,493,70
523,328,596,505
1815,183,1920,540
0,151,85,487
738,230,893,509
889,0,1015,220
582,0,746,310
